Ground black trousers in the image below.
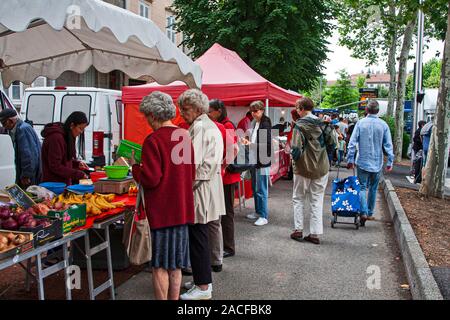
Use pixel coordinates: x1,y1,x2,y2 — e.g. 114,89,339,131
222,183,237,254
189,223,212,285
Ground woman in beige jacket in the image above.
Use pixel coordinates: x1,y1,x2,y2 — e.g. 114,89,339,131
178,89,226,300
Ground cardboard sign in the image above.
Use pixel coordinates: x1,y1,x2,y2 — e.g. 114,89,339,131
5,184,36,209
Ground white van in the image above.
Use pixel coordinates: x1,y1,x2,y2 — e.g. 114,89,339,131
0,89,17,189
21,87,123,167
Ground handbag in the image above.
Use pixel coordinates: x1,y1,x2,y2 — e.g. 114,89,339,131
122,185,152,265
227,143,256,173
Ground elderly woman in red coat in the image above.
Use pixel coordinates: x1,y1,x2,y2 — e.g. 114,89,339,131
131,91,195,300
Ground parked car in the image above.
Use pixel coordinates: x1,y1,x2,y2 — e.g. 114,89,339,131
21,87,123,167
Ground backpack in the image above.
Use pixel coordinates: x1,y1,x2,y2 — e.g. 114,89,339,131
291,121,334,162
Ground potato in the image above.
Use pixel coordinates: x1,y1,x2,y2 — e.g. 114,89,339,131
13,234,26,245
0,242,6,251
0,235,7,245
6,233,15,242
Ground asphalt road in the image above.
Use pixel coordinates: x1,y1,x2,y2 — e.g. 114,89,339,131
116,168,411,300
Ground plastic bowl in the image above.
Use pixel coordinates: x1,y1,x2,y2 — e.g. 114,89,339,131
67,184,95,195
104,166,129,179
90,171,107,183
39,182,67,195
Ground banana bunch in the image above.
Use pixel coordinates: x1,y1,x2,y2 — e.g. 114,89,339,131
52,192,125,216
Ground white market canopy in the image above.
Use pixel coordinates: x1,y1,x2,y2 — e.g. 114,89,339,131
0,0,202,89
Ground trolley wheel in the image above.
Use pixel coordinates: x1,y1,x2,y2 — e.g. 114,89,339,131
331,214,336,228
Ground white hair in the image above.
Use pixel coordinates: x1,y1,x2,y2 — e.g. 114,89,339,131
139,91,176,121
178,89,209,114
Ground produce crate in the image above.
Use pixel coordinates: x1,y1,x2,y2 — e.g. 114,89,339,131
48,204,87,234
20,216,63,247
0,230,34,260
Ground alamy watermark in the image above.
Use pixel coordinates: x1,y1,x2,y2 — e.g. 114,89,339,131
366,265,381,290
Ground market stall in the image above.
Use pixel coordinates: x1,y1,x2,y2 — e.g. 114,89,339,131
0,0,202,89
0,177,137,300
122,43,299,184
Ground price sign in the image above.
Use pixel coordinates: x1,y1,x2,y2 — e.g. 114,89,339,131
5,184,36,209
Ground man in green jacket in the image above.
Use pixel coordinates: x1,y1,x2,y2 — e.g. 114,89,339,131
290,97,330,245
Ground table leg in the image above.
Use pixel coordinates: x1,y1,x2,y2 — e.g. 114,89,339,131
35,253,45,300
84,231,95,300
242,179,246,208
63,243,72,300
105,225,116,300
25,258,32,292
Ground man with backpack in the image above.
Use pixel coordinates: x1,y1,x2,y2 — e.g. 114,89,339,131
346,100,394,225
290,97,332,245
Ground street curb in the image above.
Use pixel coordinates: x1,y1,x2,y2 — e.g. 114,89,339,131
380,179,444,300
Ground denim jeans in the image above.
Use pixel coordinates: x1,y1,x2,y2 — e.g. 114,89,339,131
357,167,381,216
250,167,269,219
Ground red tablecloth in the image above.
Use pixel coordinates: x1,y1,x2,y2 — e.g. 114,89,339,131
72,194,136,232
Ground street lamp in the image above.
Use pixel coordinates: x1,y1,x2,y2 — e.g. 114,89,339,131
411,0,425,166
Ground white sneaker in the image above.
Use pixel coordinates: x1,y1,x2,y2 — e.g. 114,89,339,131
184,281,194,290
180,284,212,300
254,217,268,226
246,213,259,220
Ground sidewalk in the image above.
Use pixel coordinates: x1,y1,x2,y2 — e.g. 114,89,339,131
116,168,411,300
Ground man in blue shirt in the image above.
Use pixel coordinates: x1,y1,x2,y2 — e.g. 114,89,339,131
347,100,394,224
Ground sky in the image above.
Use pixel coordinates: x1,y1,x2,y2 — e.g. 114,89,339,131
324,28,445,81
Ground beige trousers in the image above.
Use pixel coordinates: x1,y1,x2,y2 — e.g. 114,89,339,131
292,173,329,235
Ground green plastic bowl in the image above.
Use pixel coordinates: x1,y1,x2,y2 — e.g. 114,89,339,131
104,166,129,179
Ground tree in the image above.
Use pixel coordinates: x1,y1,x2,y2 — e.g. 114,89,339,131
322,70,360,110
423,58,442,88
420,0,450,199
394,17,417,163
302,77,327,107
337,0,401,117
172,0,334,91
377,85,389,98
405,74,414,100
356,75,366,89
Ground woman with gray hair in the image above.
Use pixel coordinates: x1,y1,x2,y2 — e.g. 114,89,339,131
131,91,195,300
177,89,226,300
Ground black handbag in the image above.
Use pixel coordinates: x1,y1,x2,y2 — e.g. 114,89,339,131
226,144,256,173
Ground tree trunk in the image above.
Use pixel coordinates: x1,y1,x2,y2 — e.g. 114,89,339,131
386,2,397,117
419,1,450,199
394,18,416,163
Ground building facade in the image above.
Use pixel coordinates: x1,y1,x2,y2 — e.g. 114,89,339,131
7,0,186,109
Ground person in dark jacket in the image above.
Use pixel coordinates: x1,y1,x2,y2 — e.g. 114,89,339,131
242,100,272,226
0,108,42,188
413,121,426,154
41,111,89,185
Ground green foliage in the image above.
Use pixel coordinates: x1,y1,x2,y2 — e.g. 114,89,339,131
377,85,389,98
405,74,414,100
402,132,410,158
172,0,335,91
380,115,396,144
322,70,360,110
301,77,327,106
356,76,366,89
423,58,442,88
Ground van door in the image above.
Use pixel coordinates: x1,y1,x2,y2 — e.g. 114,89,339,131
23,93,56,142
0,135,15,189
60,93,94,163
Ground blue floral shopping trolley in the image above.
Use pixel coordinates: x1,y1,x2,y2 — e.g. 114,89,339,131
331,167,362,229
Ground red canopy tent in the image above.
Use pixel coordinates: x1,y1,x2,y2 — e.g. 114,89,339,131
122,43,301,144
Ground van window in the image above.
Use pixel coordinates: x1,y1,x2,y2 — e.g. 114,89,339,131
61,95,91,122
116,100,123,124
26,95,55,125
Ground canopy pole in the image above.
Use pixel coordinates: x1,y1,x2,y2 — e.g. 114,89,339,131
265,99,269,116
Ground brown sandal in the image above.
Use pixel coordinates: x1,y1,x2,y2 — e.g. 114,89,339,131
304,235,320,245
